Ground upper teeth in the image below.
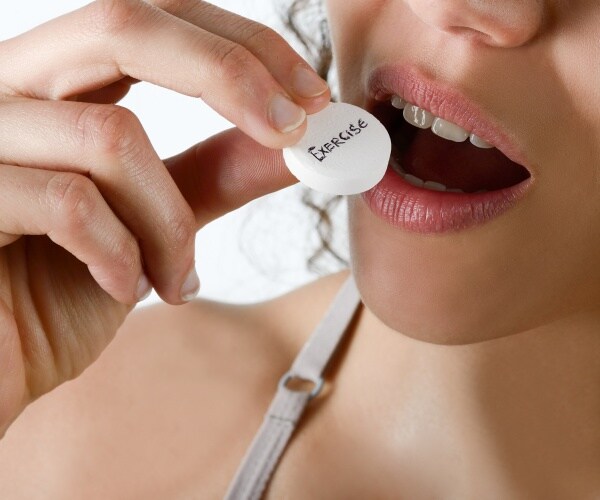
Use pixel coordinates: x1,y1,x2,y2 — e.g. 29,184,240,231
404,105,435,129
391,96,494,149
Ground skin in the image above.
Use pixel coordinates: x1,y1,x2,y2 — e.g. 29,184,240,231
335,0,600,345
0,0,330,437
326,0,600,496
0,0,599,498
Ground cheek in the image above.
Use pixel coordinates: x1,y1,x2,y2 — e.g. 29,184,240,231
325,0,387,96
346,194,600,345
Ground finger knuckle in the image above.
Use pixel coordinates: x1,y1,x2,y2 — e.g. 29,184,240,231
46,173,98,230
145,0,184,11
211,40,254,86
76,104,140,157
243,24,284,51
111,234,140,273
167,209,196,253
89,0,147,35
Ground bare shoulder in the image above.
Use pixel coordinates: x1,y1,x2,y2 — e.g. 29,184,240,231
134,267,350,353
116,267,352,376
0,269,352,499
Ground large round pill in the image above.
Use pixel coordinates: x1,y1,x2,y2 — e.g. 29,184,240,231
282,102,391,195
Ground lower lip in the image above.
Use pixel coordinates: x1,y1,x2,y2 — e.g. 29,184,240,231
360,165,533,234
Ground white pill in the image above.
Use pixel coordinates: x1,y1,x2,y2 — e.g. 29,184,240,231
282,102,391,195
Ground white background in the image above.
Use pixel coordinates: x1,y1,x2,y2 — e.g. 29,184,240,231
0,1,349,306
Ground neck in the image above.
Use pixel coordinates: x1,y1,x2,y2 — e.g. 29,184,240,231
329,306,600,497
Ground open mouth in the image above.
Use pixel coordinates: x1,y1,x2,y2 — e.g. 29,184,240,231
370,97,532,194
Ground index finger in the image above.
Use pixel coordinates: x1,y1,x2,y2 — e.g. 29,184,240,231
149,0,331,115
0,0,328,149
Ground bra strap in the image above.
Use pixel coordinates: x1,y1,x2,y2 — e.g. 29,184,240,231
224,273,361,500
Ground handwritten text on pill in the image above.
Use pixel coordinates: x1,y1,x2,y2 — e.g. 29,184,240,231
308,119,369,163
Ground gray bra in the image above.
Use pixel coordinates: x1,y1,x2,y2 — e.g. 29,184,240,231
224,273,362,499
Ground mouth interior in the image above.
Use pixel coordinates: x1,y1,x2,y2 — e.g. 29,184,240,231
374,103,531,193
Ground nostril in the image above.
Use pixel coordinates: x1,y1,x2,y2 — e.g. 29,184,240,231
405,0,545,49
441,19,541,48
445,25,495,45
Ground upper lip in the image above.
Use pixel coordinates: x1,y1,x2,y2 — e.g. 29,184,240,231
366,64,532,173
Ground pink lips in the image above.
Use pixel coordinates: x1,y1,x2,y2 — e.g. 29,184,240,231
361,166,533,233
360,64,535,234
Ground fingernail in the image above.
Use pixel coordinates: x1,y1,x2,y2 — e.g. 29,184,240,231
136,273,152,302
269,93,306,133
180,264,200,302
291,65,329,98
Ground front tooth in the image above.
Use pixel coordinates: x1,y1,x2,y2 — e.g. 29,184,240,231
469,133,494,149
391,95,407,109
403,105,434,129
423,181,447,192
404,174,425,187
431,118,469,142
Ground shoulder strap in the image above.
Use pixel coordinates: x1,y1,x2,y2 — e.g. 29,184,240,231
224,273,361,500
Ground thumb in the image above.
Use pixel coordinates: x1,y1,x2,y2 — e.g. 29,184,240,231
164,127,298,228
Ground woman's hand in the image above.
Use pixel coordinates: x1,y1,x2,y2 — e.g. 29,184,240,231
0,0,330,436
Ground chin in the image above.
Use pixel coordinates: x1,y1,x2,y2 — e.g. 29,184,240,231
361,295,508,346
347,196,543,346
352,267,508,346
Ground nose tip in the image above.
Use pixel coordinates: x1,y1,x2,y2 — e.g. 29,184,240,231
406,0,545,48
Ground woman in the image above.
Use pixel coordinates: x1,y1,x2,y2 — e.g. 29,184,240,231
0,0,599,498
